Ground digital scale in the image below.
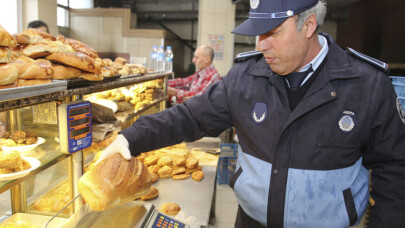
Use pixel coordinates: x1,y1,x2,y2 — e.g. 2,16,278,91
145,210,188,228
58,101,92,154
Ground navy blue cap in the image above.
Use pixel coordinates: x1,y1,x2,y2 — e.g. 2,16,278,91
233,0,319,36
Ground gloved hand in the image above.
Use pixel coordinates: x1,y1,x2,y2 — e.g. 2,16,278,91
97,134,132,162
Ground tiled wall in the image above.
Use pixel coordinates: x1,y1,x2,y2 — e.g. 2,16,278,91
70,15,164,66
198,0,236,76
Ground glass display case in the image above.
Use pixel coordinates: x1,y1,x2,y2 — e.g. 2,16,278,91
0,73,170,226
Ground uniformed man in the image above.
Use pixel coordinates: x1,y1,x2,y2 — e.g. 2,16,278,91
100,0,405,227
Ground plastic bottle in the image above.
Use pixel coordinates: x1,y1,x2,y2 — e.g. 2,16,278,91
156,46,165,72
165,46,174,72
150,46,157,71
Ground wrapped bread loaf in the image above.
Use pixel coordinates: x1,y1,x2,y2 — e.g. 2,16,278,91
78,154,152,211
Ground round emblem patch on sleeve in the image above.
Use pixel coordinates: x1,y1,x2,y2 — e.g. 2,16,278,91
252,102,267,124
338,110,356,133
396,98,405,124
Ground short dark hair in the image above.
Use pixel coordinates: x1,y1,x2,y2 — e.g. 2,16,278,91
27,20,49,33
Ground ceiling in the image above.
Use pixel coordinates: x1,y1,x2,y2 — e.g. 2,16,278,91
93,0,367,22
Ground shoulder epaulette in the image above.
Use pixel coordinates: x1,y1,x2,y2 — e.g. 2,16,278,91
234,50,262,63
347,47,389,73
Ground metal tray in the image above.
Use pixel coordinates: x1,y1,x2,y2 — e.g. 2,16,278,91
62,74,121,89
0,80,67,102
62,201,154,228
0,213,67,227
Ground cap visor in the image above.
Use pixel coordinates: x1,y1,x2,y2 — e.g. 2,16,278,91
232,18,287,36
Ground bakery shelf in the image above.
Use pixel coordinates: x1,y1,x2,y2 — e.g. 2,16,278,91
125,96,168,122
0,73,170,112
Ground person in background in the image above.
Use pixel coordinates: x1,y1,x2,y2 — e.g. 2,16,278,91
167,45,221,104
100,0,405,227
27,20,49,33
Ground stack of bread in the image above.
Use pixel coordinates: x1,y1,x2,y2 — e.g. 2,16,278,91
87,79,164,120
0,24,147,88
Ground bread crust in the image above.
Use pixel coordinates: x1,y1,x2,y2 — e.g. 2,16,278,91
0,47,12,63
0,63,18,85
0,25,17,47
22,40,74,59
14,28,56,45
52,64,81,79
17,79,51,87
46,52,101,74
78,154,152,211
12,59,54,79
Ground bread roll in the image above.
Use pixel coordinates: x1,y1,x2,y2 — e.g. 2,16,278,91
172,173,190,180
159,203,181,216
13,55,35,63
78,154,152,211
157,155,173,167
172,167,186,175
46,52,101,74
52,64,81,80
150,173,159,183
186,158,198,169
0,47,12,63
141,187,159,200
148,164,160,174
144,155,159,166
114,57,126,69
0,63,18,85
22,40,74,59
191,171,204,181
0,25,17,47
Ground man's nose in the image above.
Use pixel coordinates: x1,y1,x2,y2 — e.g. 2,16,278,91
256,36,266,52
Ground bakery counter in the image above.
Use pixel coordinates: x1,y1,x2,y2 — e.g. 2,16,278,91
145,166,217,228
0,72,171,112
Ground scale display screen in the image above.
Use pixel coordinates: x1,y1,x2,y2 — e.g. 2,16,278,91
151,212,185,228
66,101,92,153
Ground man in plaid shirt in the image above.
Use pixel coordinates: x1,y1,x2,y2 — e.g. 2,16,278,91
167,45,221,104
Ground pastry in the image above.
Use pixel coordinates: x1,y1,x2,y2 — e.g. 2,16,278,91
186,158,198,169
0,25,17,47
159,203,181,216
172,173,190,180
144,155,159,166
191,171,204,181
141,187,159,200
46,52,101,74
172,167,186,175
157,155,173,166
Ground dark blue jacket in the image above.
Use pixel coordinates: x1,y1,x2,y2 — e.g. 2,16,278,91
121,33,405,228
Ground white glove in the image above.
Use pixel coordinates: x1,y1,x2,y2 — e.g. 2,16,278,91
97,134,132,162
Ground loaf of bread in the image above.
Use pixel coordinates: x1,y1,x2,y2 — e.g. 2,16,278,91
0,25,17,47
14,28,56,45
0,63,18,85
100,66,118,78
0,47,12,63
52,64,81,80
78,154,152,211
12,59,54,79
46,52,101,74
63,37,99,59
22,40,74,59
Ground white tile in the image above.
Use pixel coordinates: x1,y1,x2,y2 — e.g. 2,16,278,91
215,201,238,223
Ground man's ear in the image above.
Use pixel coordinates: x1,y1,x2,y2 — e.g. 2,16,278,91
304,14,318,38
